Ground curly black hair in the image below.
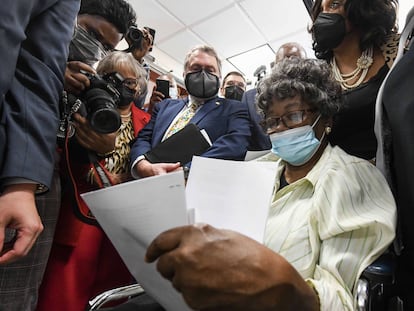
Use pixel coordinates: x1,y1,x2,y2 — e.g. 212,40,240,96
310,0,398,60
79,0,136,35
256,58,342,119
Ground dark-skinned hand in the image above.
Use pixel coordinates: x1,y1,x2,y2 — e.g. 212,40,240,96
146,224,319,311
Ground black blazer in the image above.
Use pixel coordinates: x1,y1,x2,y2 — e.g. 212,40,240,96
375,6,414,299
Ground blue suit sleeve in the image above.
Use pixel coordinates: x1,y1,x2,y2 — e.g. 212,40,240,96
200,100,251,161
0,0,80,189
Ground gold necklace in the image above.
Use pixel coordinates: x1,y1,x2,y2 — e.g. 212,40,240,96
331,47,374,90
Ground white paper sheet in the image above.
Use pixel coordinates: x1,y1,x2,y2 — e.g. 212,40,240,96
81,171,191,311
82,158,278,311
186,156,277,242
244,149,271,161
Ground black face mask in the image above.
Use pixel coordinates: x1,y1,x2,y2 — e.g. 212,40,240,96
224,85,245,101
312,13,346,56
118,86,136,107
185,70,220,99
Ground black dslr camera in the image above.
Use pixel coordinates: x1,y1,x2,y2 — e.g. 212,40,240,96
126,25,143,48
58,72,123,138
125,26,156,52
126,25,144,50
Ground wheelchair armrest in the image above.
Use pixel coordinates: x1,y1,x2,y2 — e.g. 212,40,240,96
362,253,395,285
86,284,145,311
355,252,403,311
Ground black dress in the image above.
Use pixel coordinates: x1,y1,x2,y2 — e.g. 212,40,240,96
329,64,389,160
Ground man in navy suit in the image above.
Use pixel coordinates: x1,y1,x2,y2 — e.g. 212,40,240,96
0,0,79,309
131,45,251,178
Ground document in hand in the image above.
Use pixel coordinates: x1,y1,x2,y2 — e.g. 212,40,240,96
81,157,278,311
144,123,211,165
186,156,277,242
82,171,191,311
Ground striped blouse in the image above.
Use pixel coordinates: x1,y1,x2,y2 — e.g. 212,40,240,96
259,145,396,310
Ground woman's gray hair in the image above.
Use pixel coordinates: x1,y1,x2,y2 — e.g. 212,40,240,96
256,57,342,118
96,51,147,96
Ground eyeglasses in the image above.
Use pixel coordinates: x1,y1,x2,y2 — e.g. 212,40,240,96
122,78,139,90
261,109,317,133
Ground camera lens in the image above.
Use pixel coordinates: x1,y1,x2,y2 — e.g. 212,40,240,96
91,109,121,134
127,27,142,42
83,89,121,134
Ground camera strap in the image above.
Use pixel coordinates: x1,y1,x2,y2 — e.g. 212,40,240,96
63,134,101,226
66,151,115,226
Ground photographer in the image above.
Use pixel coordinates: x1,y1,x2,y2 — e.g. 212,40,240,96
128,26,154,69
36,1,147,311
146,72,180,115
126,26,154,109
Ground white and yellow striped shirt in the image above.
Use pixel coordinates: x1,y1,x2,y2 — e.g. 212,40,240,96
260,145,396,310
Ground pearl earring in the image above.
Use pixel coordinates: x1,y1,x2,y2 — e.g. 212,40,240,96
325,126,332,134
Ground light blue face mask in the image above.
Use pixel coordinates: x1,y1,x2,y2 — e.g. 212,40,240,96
169,86,178,99
269,115,324,166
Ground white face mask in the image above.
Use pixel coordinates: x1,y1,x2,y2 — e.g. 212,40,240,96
169,86,178,99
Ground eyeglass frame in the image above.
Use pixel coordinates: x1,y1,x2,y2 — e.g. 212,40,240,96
122,78,140,90
261,109,318,133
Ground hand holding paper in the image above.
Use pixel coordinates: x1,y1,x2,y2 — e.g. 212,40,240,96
82,157,278,311
145,223,295,311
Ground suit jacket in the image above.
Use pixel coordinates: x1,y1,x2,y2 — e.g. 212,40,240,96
130,96,251,164
0,0,80,190
375,6,414,302
241,88,271,151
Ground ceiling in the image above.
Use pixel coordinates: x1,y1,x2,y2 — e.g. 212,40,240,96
124,0,411,89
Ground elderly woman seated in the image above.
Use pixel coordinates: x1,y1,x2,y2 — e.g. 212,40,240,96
102,57,397,311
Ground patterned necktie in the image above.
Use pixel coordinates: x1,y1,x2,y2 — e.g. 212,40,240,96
164,102,199,139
